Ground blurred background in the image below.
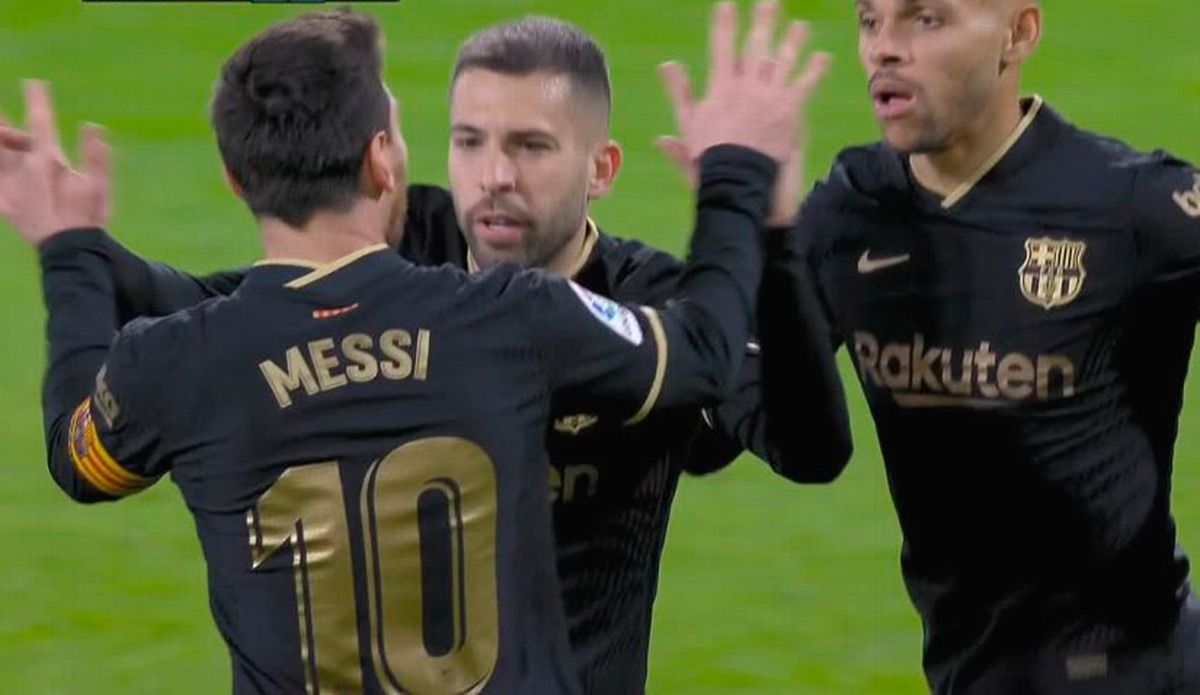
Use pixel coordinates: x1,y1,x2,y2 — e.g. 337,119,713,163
0,1,1197,692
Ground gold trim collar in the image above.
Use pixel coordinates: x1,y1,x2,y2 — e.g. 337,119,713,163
912,94,1045,209
251,243,390,289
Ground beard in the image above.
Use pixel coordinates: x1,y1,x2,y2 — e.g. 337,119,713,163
460,183,590,271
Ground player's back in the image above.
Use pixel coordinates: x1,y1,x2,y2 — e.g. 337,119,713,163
143,246,581,694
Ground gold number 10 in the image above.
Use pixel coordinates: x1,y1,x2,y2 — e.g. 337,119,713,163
247,437,500,694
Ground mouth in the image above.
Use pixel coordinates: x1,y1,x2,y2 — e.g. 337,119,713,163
473,212,528,247
870,80,917,121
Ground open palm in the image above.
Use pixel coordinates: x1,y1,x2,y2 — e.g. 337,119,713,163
0,81,110,246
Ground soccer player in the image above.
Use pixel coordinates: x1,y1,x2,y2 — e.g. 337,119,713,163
19,8,846,694
0,7,829,694
690,0,1199,691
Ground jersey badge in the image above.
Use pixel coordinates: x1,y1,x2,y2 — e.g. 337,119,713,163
568,281,644,345
1019,237,1087,310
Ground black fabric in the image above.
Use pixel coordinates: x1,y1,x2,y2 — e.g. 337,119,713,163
774,99,1200,693
37,146,776,694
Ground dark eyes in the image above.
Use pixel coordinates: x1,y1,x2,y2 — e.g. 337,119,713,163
857,11,943,31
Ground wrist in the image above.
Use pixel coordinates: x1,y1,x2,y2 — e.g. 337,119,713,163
36,227,108,257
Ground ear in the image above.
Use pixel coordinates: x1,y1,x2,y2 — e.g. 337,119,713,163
362,131,397,197
1001,3,1042,73
223,168,244,200
587,140,623,200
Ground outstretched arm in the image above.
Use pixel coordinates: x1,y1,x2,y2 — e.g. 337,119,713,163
1,82,168,502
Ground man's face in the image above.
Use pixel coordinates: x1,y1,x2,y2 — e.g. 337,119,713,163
448,69,599,270
857,0,1011,153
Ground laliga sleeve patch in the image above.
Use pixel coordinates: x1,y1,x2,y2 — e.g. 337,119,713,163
568,281,644,346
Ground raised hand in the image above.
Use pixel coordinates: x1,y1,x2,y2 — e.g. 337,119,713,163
0,81,112,247
656,1,830,225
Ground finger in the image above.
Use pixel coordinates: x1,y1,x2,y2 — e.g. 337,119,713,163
659,62,696,128
80,123,111,180
790,51,833,104
776,21,811,85
709,1,739,88
744,1,779,70
0,126,34,152
24,80,66,161
81,122,112,222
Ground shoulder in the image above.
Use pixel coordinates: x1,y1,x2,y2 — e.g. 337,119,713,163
794,143,906,255
1035,108,1196,191
103,308,210,414
117,305,207,353
1048,116,1199,224
586,232,683,305
814,142,909,210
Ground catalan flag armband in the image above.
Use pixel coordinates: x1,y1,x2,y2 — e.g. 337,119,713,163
67,399,156,498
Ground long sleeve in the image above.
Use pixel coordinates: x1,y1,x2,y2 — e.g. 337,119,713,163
38,229,167,503
755,221,852,482
525,145,776,420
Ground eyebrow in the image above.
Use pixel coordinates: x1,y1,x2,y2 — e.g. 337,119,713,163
451,124,558,141
856,0,945,10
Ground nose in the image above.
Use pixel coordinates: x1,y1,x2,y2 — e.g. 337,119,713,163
480,145,517,195
865,19,907,70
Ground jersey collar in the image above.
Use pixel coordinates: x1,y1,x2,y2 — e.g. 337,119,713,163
251,243,391,289
465,218,600,279
910,94,1045,210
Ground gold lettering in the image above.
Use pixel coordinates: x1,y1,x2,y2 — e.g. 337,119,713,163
1037,355,1076,399
942,349,974,396
379,329,414,380
342,334,379,384
259,347,320,409
854,332,882,386
910,334,943,392
881,343,911,389
561,464,599,502
1173,175,1200,218
996,353,1035,399
414,329,431,381
93,365,121,427
548,466,562,503
309,338,348,393
975,342,999,398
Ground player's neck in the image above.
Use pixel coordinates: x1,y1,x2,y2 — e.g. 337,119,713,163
259,210,388,265
544,219,592,276
909,96,1025,200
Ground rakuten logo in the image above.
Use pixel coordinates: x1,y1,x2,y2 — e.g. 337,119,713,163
853,331,1076,408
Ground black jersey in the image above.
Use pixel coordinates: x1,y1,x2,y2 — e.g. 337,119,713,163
76,164,849,694
37,147,776,694
774,97,1200,692
400,186,846,694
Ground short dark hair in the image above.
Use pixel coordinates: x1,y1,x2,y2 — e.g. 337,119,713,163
211,10,390,227
451,17,611,117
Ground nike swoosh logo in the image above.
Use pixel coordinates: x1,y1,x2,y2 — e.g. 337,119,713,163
857,250,911,274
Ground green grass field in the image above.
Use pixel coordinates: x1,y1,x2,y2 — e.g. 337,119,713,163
1,1,1198,693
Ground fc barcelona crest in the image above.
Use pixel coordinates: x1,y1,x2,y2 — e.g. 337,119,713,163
1019,237,1087,309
